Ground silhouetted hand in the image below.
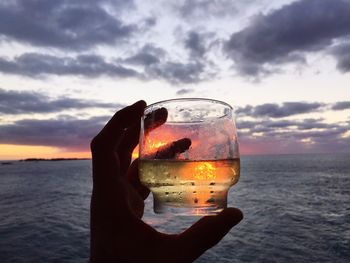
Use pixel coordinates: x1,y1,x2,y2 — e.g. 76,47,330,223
90,100,243,263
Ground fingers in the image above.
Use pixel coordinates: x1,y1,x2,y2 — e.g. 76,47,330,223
117,107,168,175
118,123,141,175
90,100,146,190
144,107,168,132
91,100,146,153
127,159,150,200
178,208,243,262
153,138,191,159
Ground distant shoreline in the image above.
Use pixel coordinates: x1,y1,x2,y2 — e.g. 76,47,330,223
1,158,91,165
1,152,350,164
20,158,91,162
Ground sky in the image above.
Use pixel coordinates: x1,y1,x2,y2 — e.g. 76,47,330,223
0,0,350,160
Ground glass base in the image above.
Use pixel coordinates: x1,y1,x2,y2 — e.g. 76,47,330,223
153,197,227,216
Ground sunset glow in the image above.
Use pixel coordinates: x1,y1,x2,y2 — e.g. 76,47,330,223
0,0,349,159
0,144,91,161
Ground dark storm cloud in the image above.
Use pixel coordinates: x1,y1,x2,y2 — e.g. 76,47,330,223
332,101,350,110
0,116,109,150
237,102,324,118
0,88,120,114
0,0,136,50
224,0,350,76
0,53,140,78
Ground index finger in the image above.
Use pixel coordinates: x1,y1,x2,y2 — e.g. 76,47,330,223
92,100,146,152
117,107,168,174
144,107,168,133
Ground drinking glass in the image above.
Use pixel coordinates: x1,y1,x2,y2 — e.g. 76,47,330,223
139,98,240,215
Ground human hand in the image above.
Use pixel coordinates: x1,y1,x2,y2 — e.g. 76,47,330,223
90,100,243,262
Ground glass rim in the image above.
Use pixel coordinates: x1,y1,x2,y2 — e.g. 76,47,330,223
144,98,234,113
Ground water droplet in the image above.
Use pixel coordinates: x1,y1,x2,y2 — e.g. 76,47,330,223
206,197,215,203
191,182,195,186
209,182,215,186
165,192,169,196
193,191,197,194
194,198,198,204
210,190,214,194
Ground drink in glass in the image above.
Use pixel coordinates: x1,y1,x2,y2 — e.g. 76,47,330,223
139,98,240,215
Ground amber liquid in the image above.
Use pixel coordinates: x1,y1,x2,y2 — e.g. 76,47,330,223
139,159,240,215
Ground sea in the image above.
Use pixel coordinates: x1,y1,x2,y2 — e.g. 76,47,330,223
0,154,349,263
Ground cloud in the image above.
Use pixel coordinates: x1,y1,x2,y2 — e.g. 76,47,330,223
122,44,207,84
0,47,208,84
176,88,194,95
0,0,136,50
174,0,287,21
332,101,350,110
224,0,350,76
175,0,242,19
0,88,121,114
237,102,324,118
266,122,350,152
0,116,108,150
146,61,205,84
0,98,348,154
238,118,350,154
185,31,207,59
332,43,350,73
0,53,141,78
122,44,164,66
239,118,340,134
1,114,348,154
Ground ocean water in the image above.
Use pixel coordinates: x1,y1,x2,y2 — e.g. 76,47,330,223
0,154,349,262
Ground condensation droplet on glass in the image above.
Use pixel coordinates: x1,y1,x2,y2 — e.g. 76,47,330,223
206,197,215,203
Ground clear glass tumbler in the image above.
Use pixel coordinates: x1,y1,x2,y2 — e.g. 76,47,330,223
139,98,240,215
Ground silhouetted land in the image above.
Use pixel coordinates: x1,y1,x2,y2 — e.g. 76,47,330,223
20,158,90,162
1,162,14,165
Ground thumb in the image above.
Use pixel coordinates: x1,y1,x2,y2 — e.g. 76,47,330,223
178,208,243,262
